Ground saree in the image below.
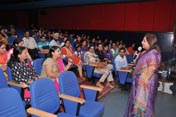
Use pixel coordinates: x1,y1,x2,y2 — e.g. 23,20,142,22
124,49,161,117
61,47,81,64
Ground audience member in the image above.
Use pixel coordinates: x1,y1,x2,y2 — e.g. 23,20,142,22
7,46,38,103
61,39,84,79
127,43,135,54
38,35,50,53
114,47,129,70
0,42,8,80
40,46,72,92
0,27,8,45
23,30,38,59
84,45,115,88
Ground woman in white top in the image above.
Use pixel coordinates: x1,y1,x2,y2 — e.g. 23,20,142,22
84,45,115,88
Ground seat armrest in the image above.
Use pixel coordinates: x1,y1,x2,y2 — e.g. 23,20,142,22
59,94,85,104
128,63,135,66
80,84,103,92
117,69,132,73
27,107,57,117
7,81,28,88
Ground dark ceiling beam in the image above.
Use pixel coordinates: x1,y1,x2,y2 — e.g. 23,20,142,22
0,0,145,10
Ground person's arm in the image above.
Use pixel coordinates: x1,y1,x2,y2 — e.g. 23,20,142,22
0,64,7,71
39,48,49,53
45,64,59,79
140,53,158,81
64,61,72,71
114,57,121,70
32,37,38,48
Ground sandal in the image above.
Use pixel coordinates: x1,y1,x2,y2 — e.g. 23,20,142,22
96,82,104,88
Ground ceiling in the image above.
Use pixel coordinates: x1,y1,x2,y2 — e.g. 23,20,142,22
0,0,146,10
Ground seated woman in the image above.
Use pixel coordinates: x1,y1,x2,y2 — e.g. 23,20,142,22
84,45,115,88
0,27,8,45
8,38,32,61
0,42,8,80
61,39,84,79
40,46,72,92
7,46,38,103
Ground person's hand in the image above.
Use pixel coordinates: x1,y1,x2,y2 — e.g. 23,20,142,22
72,54,77,58
67,55,73,58
68,61,73,66
104,58,108,61
27,80,33,85
0,64,7,71
27,52,32,61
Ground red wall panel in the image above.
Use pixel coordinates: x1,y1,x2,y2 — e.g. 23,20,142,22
153,0,175,32
124,3,139,31
37,0,175,32
137,1,156,31
0,0,174,32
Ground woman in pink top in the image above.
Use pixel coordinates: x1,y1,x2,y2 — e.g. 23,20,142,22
40,46,72,92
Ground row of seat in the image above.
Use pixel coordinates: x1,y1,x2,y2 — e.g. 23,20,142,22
32,55,133,86
0,65,104,117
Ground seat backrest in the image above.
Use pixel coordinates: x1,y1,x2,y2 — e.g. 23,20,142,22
85,65,94,79
59,71,80,97
33,58,44,75
0,67,22,96
6,67,13,81
30,78,59,116
118,71,129,84
0,88,26,117
8,36,16,45
0,69,8,88
126,54,134,63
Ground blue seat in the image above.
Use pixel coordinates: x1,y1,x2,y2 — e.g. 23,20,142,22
0,67,21,93
0,88,27,117
0,67,29,107
8,36,16,45
59,71,104,117
126,54,134,63
84,65,102,85
30,78,76,117
0,68,8,88
33,58,44,75
0,87,62,117
38,52,46,58
117,71,132,84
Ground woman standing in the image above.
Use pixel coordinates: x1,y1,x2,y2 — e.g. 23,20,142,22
124,33,161,117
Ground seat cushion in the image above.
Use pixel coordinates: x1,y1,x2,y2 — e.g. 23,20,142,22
79,101,104,117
